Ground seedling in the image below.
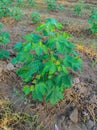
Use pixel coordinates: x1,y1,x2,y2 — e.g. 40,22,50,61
74,1,84,15
91,7,97,15
88,11,97,33
12,18,82,105
30,12,41,23
46,0,64,11
11,7,23,21
0,1,10,17
28,0,35,7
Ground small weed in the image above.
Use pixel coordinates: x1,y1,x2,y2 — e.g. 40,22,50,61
30,12,41,23
0,1,10,18
46,0,64,11
28,0,35,7
91,7,97,15
11,7,23,21
74,1,84,15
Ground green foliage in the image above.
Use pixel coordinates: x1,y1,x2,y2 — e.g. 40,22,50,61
0,23,3,29
46,0,64,11
91,8,97,15
16,0,24,7
46,0,57,10
0,1,11,18
74,1,84,15
58,4,64,10
28,0,35,7
0,0,11,5
89,10,97,34
11,7,23,21
12,18,82,105
30,12,41,23
0,24,10,59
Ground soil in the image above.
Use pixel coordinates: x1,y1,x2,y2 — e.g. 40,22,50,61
0,0,97,130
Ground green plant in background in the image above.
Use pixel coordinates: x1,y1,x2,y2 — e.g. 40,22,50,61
58,4,64,11
0,1,11,18
16,0,24,7
12,18,82,105
91,7,97,15
46,0,57,11
46,0,64,11
88,10,97,34
0,0,11,5
11,7,23,21
0,23,10,59
30,12,41,24
74,1,84,15
0,23,3,29
28,0,35,7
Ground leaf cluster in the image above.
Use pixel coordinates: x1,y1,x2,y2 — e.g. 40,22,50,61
74,1,84,15
30,12,41,24
28,0,36,7
11,7,23,21
0,1,11,18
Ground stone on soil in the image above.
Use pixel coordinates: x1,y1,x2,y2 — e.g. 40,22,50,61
70,108,78,123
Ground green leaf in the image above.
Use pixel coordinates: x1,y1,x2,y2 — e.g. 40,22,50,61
14,42,22,51
22,85,31,95
63,74,72,87
43,62,51,74
49,86,63,105
62,66,68,74
36,24,46,31
45,18,63,29
35,46,42,56
32,82,46,101
63,55,82,71
23,33,41,43
11,58,17,64
0,32,10,44
0,49,10,59
49,64,57,74
16,60,41,82
43,62,57,75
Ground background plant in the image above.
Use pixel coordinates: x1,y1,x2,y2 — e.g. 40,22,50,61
30,12,41,24
28,0,35,7
16,0,24,7
46,0,64,11
74,1,84,15
11,7,23,21
0,0,11,18
12,18,82,105
0,23,10,59
88,10,97,34
91,7,97,15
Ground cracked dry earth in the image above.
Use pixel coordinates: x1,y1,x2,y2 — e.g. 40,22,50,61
0,53,97,130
